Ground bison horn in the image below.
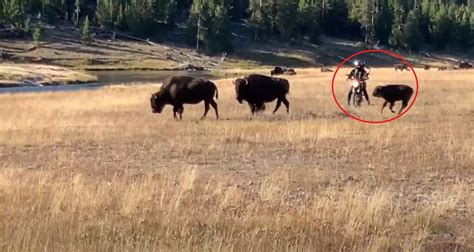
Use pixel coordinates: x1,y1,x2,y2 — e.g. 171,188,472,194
243,79,248,85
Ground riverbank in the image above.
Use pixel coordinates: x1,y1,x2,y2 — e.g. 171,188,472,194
0,63,97,87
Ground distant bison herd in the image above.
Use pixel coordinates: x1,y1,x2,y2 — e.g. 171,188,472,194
394,61,472,71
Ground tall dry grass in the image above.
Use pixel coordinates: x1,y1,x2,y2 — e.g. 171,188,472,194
0,68,473,251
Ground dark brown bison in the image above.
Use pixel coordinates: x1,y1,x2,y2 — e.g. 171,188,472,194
394,64,410,71
438,66,448,71
424,65,431,70
150,76,219,120
271,66,296,76
233,74,290,115
372,85,414,115
459,61,472,69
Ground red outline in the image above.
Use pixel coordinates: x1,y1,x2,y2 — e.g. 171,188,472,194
331,49,419,124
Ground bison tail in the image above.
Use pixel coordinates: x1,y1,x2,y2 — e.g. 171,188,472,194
215,88,219,100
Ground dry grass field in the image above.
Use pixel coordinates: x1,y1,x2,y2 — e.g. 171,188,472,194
0,68,472,251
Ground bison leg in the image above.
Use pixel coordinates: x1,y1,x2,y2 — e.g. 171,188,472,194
389,102,395,113
209,99,219,120
248,103,256,115
281,97,290,114
176,104,184,120
273,99,282,114
173,106,179,120
399,99,409,115
255,102,265,115
201,101,210,120
381,101,388,113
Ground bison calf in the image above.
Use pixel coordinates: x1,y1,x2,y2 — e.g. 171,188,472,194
234,74,290,115
372,85,414,115
150,75,219,120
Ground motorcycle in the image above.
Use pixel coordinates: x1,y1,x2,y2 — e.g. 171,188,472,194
351,80,364,107
347,69,370,107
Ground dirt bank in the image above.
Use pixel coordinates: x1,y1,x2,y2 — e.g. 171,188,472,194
0,63,97,87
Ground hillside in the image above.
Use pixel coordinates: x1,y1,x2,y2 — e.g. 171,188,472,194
1,21,472,72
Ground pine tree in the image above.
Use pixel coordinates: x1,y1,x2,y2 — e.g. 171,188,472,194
74,0,81,26
375,0,393,44
207,2,233,53
403,10,423,51
1,0,24,28
33,22,43,47
452,5,471,49
297,0,322,43
419,0,432,44
430,4,452,49
186,0,232,53
389,2,405,48
80,15,92,44
275,0,299,38
350,0,377,44
96,0,125,31
126,0,155,36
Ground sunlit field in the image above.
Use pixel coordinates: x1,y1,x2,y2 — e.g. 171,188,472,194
0,68,473,251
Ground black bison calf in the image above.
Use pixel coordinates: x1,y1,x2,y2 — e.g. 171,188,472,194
233,74,290,115
372,85,414,115
394,64,410,71
150,75,219,120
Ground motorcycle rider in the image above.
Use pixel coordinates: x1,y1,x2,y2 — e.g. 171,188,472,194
347,60,370,105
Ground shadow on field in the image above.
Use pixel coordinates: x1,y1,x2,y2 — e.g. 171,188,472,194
206,111,350,122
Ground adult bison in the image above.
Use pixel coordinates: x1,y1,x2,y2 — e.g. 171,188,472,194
372,85,414,115
394,64,410,71
271,66,296,76
233,74,290,115
150,76,219,120
459,61,472,69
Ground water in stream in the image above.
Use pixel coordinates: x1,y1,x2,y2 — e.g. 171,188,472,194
0,70,219,94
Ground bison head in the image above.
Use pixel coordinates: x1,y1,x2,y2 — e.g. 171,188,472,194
150,92,165,113
372,86,383,98
233,78,248,104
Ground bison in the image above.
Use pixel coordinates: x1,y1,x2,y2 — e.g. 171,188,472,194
372,85,414,115
424,65,431,70
150,75,219,120
271,66,296,76
320,66,333,72
459,61,472,69
438,66,448,71
394,64,410,71
233,74,290,115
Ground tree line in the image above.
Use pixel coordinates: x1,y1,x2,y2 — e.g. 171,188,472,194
0,0,473,53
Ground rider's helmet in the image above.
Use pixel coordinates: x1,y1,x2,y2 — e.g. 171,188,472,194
354,60,365,68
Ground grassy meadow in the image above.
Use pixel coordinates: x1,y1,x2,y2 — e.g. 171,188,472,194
0,68,473,251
